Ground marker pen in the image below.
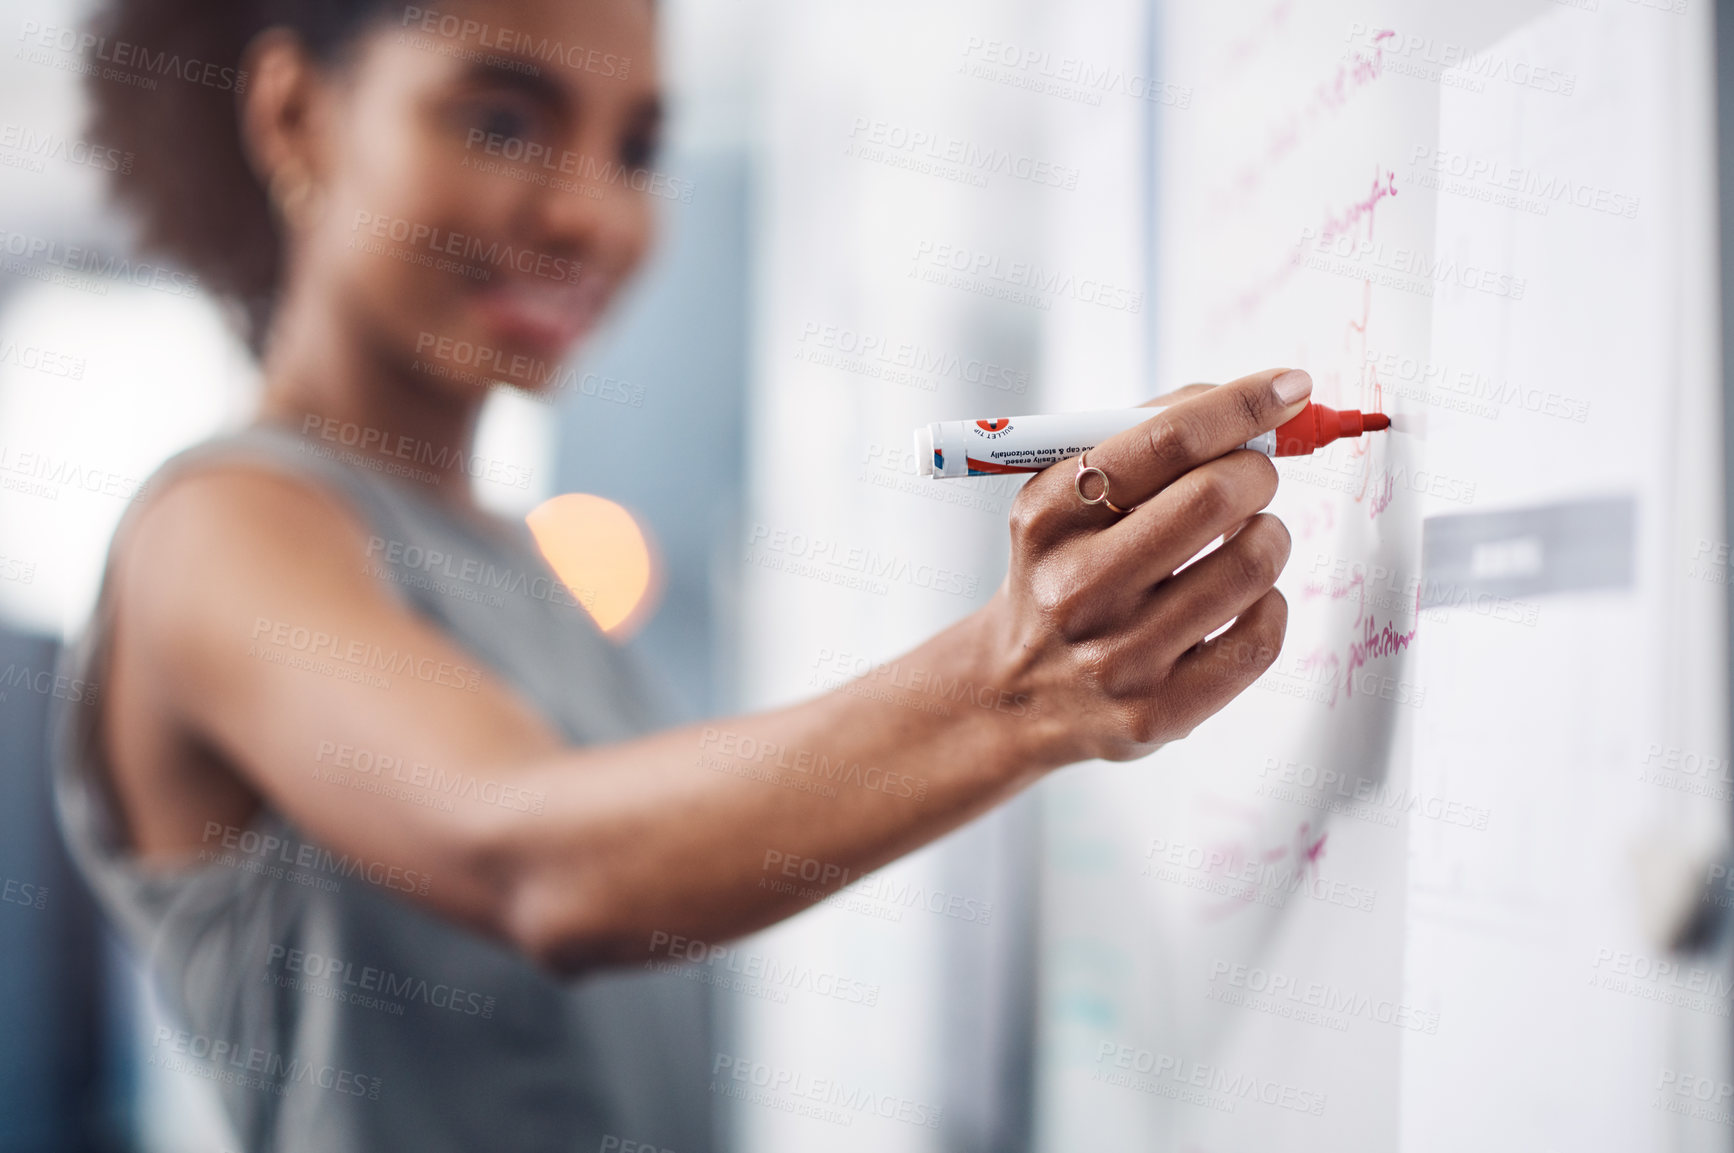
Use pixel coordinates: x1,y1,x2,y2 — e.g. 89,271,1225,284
915,403,1391,478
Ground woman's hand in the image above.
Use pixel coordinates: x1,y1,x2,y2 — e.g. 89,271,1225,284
983,366,1314,766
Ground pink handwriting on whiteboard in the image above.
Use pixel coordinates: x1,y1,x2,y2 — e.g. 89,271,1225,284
1295,499,1336,541
1322,168,1399,244
1194,817,1330,923
1218,171,1400,329
1222,0,1295,74
1290,572,1418,705
1345,613,1418,694
1369,471,1397,518
1233,29,1396,197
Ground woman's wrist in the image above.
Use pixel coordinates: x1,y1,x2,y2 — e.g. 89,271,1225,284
912,595,1076,789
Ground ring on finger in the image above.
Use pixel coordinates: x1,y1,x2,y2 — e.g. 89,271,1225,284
1075,452,1135,515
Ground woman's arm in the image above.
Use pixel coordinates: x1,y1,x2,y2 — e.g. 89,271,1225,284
106,368,1308,974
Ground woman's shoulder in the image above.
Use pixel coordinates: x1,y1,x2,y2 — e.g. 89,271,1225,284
101,427,393,682
120,424,379,576
139,422,375,510
144,422,530,552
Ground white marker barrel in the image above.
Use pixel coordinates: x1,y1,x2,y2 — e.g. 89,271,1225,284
916,412,1275,478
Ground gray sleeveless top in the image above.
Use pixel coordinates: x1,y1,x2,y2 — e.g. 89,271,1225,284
52,425,715,1152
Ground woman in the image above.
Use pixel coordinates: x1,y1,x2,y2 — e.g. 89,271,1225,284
58,0,1308,1148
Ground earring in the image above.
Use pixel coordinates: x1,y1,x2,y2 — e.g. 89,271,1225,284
268,164,322,228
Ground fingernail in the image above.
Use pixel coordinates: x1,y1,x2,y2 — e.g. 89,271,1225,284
1273,369,1312,405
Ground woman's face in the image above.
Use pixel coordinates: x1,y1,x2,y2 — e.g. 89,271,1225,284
293,0,661,396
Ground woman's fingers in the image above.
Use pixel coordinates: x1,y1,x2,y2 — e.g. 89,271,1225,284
1007,368,1307,554
1072,512,1289,695
1090,450,1279,588
1138,382,1217,408
1162,586,1290,733
1146,512,1292,663
1077,580,1289,756
1008,462,1282,644
1065,366,1310,519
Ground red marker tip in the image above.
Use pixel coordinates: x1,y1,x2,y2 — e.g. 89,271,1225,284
1272,403,1392,456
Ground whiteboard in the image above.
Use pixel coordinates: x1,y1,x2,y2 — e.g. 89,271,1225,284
1033,3,1733,1150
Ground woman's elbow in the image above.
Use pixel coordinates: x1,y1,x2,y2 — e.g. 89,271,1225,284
461,813,624,978
498,879,617,978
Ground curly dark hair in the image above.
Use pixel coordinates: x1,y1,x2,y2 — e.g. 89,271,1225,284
84,0,393,351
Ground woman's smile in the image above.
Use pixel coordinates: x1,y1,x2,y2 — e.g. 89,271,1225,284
469,266,614,353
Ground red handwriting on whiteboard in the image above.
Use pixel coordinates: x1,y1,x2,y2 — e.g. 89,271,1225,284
1232,29,1395,197
1195,819,1329,922
1345,612,1418,694
1217,173,1401,330
1345,278,1373,344
1322,168,1399,244
1302,569,1365,615
1368,471,1396,518
1319,30,1395,111
1222,0,1294,74
1344,278,1386,419
1336,280,1389,511
1295,499,1336,541
1291,575,1417,704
